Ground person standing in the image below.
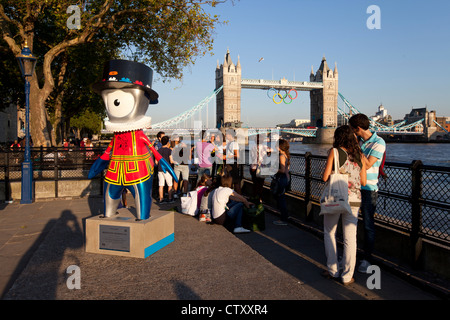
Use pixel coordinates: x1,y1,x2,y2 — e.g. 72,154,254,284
225,131,242,194
156,135,174,203
85,138,94,160
172,135,190,197
195,131,215,184
249,134,270,203
154,131,165,150
10,139,21,164
322,125,367,285
349,113,386,273
273,139,291,226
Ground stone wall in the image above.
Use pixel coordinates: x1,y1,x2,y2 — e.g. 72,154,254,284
0,179,102,201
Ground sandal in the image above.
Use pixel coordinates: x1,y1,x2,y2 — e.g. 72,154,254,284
342,277,355,286
321,270,339,280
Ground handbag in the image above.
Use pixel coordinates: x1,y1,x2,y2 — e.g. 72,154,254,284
320,148,352,215
270,174,283,196
180,190,198,216
242,203,265,231
270,175,279,196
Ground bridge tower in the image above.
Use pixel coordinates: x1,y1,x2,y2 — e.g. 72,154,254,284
309,56,339,128
215,49,242,128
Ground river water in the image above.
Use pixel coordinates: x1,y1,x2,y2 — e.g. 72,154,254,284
289,142,450,167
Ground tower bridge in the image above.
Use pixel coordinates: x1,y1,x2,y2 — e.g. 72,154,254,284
240,78,324,91
102,49,429,141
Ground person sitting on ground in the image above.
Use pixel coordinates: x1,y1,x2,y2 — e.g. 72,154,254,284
196,173,212,210
197,174,215,222
211,175,251,233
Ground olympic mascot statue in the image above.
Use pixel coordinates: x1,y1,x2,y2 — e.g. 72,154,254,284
88,59,177,220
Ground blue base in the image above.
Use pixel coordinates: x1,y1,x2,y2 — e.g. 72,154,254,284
144,233,174,258
20,161,34,204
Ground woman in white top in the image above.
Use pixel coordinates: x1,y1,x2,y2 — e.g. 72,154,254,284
212,175,251,233
322,125,367,285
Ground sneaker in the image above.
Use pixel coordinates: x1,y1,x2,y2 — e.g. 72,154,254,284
358,259,371,273
167,198,175,204
173,194,179,199
199,214,206,222
158,199,166,204
205,211,212,223
233,227,251,234
273,220,287,226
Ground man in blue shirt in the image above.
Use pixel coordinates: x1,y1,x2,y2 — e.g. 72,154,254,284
349,114,386,273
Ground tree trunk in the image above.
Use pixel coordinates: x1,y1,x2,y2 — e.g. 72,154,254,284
29,78,49,147
51,54,68,146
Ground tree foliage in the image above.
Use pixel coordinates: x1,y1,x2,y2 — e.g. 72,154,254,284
0,0,232,145
70,108,103,137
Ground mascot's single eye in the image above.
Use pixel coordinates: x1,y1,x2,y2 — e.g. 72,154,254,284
114,99,120,106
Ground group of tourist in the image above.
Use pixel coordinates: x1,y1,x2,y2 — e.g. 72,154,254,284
149,130,253,233
149,129,293,234
151,130,245,201
145,113,384,285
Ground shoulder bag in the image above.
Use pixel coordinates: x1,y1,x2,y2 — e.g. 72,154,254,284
320,148,352,215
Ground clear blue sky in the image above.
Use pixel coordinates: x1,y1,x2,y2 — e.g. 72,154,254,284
147,0,450,128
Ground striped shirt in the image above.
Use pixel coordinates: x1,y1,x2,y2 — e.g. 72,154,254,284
360,132,386,191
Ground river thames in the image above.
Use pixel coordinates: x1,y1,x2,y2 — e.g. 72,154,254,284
289,142,450,167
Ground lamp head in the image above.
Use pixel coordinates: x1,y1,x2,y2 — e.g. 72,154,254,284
16,41,37,78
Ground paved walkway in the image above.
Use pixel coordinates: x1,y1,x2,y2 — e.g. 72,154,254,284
0,196,446,301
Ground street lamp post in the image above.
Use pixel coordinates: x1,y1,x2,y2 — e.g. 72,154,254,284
16,41,37,204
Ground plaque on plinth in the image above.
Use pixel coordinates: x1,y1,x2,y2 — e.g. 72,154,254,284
85,209,174,258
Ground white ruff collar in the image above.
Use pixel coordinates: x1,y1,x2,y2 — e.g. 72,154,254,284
105,116,152,132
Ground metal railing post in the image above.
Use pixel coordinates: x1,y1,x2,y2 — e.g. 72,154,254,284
304,152,313,221
410,160,423,269
4,151,11,202
54,147,59,198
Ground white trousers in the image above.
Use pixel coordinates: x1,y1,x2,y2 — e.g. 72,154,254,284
323,206,359,283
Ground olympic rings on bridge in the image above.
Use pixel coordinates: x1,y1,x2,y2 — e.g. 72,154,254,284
267,88,298,105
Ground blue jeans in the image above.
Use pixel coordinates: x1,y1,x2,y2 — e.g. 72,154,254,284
360,189,378,261
226,200,244,228
275,173,290,221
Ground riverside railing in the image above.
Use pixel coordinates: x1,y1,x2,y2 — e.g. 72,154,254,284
242,151,450,249
2,147,449,249
0,146,106,199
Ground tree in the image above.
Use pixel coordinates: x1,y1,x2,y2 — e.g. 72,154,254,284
70,108,103,139
0,0,232,146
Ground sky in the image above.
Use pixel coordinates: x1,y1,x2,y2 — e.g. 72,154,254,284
147,0,450,128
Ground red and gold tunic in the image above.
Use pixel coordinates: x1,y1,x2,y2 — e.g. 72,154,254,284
101,130,156,186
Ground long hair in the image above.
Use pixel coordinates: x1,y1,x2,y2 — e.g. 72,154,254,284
333,125,362,162
197,173,211,187
278,139,290,160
